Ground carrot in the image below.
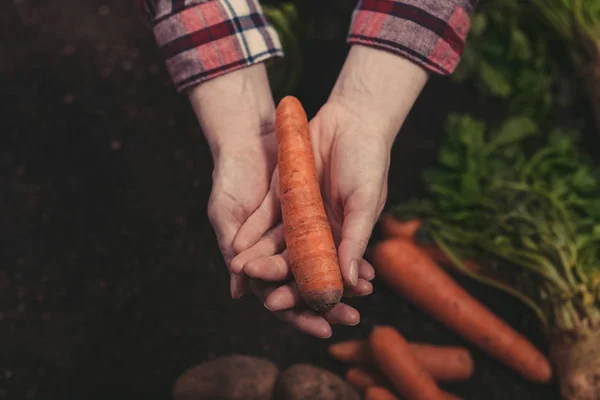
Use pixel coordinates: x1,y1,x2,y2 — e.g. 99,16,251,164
364,386,400,400
380,214,421,239
345,367,388,393
371,238,553,383
369,325,457,400
409,343,473,382
328,339,370,364
275,96,344,312
329,339,474,382
378,215,454,265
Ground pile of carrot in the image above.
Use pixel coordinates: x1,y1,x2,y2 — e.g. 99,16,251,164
372,215,553,384
275,96,344,312
329,327,472,399
273,94,553,397
327,215,554,399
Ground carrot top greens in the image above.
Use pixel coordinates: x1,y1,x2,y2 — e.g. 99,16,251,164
394,115,600,334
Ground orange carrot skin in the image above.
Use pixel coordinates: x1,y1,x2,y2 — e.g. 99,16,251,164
410,343,473,382
365,386,400,400
378,215,453,265
345,367,387,393
328,340,371,364
329,339,473,382
380,215,422,239
369,325,449,400
372,239,552,383
275,96,343,312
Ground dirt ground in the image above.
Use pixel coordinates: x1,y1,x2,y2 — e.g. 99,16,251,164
1,1,562,399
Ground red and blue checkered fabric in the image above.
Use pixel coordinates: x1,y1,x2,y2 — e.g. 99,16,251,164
137,0,478,93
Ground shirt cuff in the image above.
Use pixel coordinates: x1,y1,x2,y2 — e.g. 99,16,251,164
147,0,284,93
348,0,476,75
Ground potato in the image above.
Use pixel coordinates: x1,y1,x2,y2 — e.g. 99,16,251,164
173,354,279,400
274,364,360,400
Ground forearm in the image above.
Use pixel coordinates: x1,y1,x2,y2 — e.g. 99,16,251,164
328,44,428,147
330,0,479,145
187,63,276,160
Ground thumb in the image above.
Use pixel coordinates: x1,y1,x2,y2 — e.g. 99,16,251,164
337,199,380,288
207,200,247,299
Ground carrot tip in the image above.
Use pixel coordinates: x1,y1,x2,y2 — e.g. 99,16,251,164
303,288,343,312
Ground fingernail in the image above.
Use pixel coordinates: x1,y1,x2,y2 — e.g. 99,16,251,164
264,292,283,311
349,260,359,287
230,277,241,299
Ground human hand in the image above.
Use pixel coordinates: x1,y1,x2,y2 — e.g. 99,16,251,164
230,45,429,338
188,64,279,299
228,100,388,338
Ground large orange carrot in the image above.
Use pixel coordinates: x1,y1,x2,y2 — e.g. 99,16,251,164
372,238,553,383
369,326,460,400
345,367,388,393
329,339,474,382
276,96,343,312
364,386,400,400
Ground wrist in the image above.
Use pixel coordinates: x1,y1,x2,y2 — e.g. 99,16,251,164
328,44,429,145
187,64,276,160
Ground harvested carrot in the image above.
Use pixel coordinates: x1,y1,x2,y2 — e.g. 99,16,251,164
365,386,400,400
328,339,370,364
329,339,474,382
369,326,457,400
409,343,473,382
345,367,388,393
380,214,421,239
275,96,344,312
371,238,552,383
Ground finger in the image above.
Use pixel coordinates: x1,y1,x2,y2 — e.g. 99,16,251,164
229,224,285,275
232,171,281,253
338,206,378,288
323,303,360,326
230,274,248,300
264,282,302,311
264,278,371,311
276,309,332,339
207,199,247,299
359,258,375,281
249,280,332,338
245,250,292,281
343,279,373,298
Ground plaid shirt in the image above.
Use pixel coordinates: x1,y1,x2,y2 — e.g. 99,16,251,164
138,0,478,93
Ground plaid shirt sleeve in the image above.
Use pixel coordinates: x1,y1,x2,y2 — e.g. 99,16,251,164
348,0,478,75
138,0,283,93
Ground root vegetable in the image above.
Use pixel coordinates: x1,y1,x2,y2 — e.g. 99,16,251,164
345,367,388,393
380,214,421,239
276,96,344,312
369,325,456,400
172,354,278,400
364,386,400,400
371,238,552,383
329,339,474,381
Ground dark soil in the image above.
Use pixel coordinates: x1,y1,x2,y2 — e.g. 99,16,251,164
1,1,561,399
